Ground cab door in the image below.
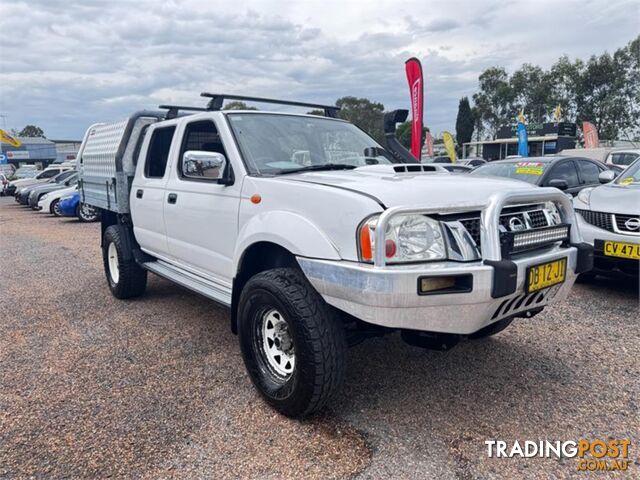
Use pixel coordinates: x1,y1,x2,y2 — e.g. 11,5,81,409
163,118,242,284
130,124,177,258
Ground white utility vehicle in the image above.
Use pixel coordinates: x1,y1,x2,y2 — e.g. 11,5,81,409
79,94,593,417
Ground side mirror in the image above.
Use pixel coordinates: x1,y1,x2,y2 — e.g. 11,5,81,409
598,170,616,183
182,151,227,181
548,179,569,190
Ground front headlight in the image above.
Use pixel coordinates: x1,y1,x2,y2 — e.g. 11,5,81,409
40,193,49,201
576,188,593,206
358,214,446,263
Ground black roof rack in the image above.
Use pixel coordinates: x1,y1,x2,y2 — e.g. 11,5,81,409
200,93,340,118
159,104,209,120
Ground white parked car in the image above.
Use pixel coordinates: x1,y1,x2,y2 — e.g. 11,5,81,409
604,149,640,170
37,185,78,216
573,157,640,279
78,94,593,417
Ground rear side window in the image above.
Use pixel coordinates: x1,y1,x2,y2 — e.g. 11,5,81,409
577,161,602,184
145,126,176,178
622,153,639,166
548,161,579,187
38,169,59,179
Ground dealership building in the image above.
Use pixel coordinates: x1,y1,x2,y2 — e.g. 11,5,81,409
0,137,81,169
462,122,577,160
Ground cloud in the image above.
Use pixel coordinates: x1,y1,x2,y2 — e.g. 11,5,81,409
0,0,637,139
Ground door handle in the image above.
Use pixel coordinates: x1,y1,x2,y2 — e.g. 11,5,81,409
136,189,143,199
167,193,178,204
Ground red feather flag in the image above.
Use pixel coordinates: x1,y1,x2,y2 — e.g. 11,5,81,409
405,57,424,160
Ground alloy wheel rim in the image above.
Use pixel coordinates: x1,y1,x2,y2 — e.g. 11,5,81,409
80,203,95,220
260,308,295,378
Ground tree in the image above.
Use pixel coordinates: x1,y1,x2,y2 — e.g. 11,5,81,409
222,101,257,110
335,96,385,144
472,67,512,135
18,125,45,137
455,97,475,149
471,35,640,141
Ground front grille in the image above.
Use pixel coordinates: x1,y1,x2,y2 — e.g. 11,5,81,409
528,210,548,228
614,214,640,234
444,206,552,251
439,204,570,257
459,218,481,247
575,209,613,231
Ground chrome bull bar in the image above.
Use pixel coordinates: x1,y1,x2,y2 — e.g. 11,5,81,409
373,188,581,266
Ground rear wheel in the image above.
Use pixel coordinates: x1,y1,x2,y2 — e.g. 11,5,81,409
238,268,347,418
102,225,147,299
77,203,100,222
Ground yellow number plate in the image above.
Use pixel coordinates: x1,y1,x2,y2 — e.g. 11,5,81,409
526,258,567,293
603,241,640,260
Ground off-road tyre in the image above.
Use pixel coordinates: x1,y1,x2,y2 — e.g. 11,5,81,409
102,225,147,299
238,267,347,418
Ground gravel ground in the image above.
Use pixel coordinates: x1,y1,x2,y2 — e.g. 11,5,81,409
0,197,638,479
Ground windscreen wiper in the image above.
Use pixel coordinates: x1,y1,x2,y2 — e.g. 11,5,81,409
278,163,357,175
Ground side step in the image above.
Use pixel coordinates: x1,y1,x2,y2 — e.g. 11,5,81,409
142,261,232,307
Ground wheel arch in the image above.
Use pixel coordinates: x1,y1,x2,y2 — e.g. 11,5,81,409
230,241,300,334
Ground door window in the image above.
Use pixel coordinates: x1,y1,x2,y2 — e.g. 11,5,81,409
622,153,639,166
38,169,59,179
144,126,176,178
576,160,602,184
178,121,229,180
548,161,579,187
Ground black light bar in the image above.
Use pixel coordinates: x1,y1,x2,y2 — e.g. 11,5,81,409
501,224,570,256
200,92,341,118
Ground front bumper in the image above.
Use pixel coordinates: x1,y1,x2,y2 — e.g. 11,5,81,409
299,245,580,334
299,188,590,335
577,215,639,277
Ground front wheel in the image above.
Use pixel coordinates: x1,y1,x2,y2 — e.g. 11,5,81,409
77,203,101,222
50,199,62,216
238,268,347,418
102,225,147,299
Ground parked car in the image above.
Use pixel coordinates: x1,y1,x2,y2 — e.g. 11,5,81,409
0,174,8,195
26,171,78,209
6,165,72,196
78,95,591,418
13,165,38,178
57,191,101,222
0,164,16,178
459,158,487,167
17,170,77,205
38,185,78,216
573,157,640,279
440,164,473,173
604,149,640,170
470,156,610,196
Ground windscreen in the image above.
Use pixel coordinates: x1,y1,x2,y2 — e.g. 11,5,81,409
470,161,548,184
227,113,392,174
616,159,640,185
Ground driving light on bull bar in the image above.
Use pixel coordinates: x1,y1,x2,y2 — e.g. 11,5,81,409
358,214,446,263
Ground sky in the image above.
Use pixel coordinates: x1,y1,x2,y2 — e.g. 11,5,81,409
0,0,638,139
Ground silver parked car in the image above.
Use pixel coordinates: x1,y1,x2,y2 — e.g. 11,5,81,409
573,157,640,279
